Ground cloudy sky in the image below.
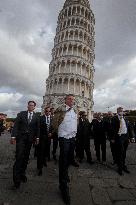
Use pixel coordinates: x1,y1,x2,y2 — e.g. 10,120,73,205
0,0,136,117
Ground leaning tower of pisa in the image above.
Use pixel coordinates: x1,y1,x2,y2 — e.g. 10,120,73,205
42,0,95,120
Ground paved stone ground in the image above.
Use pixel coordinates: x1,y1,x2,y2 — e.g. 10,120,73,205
0,132,136,205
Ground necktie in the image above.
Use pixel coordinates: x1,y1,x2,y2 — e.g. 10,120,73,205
46,116,50,132
28,112,32,124
119,117,123,130
67,107,72,112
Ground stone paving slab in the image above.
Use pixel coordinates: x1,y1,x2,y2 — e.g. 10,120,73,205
91,187,112,205
0,133,136,205
129,189,136,200
118,177,136,189
107,187,135,202
89,177,119,188
114,201,136,205
71,181,93,205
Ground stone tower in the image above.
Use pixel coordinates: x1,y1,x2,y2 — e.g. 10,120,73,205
42,0,95,120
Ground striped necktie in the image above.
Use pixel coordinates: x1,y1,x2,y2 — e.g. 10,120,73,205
46,116,50,132
119,117,123,130
28,112,32,124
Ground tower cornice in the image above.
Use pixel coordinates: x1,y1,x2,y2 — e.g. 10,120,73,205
63,0,90,8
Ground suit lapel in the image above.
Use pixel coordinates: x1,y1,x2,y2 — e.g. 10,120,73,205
24,111,29,124
31,112,36,123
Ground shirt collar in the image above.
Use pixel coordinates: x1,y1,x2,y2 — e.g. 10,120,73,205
28,111,33,115
45,115,50,118
118,114,123,120
66,105,72,111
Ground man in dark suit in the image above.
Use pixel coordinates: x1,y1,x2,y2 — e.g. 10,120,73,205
76,111,93,164
105,111,117,165
37,107,52,176
91,112,107,164
111,107,134,175
0,113,4,136
11,101,39,188
51,107,58,161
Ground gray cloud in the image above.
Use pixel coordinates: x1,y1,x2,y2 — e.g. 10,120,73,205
0,0,136,116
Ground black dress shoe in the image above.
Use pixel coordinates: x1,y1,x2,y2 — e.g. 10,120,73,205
79,159,82,163
71,161,79,167
14,182,20,189
67,176,70,183
59,186,71,205
87,160,94,165
37,169,42,176
43,161,47,167
123,168,130,174
21,175,27,183
48,157,50,161
111,161,116,165
53,155,57,160
118,169,123,176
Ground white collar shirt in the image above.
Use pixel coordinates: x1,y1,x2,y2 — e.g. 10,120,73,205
28,111,33,119
58,105,77,139
45,115,50,125
118,115,127,135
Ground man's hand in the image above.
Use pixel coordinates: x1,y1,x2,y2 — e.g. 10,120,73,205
111,140,115,143
10,137,16,145
36,138,39,145
48,133,52,138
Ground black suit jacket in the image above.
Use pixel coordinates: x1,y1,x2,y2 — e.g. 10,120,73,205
77,118,91,144
90,118,107,141
38,115,53,141
0,119,4,133
11,111,39,141
111,116,134,140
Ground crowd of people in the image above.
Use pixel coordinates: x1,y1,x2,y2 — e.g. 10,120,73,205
0,113,7,136
2,95,135,205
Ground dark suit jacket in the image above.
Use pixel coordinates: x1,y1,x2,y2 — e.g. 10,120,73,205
104,117,114,140
111,116,134,140
76,118,91,145
0,119,4,133
90,118,107,142
11,111,39,141
38,115,48,142
38,115,53,141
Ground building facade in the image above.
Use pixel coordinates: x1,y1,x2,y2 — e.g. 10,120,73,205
42,0,95,120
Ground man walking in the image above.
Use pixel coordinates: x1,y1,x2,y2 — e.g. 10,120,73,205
53,94,78,205
37,107,52,176
76,111,93,164
11,101,39,188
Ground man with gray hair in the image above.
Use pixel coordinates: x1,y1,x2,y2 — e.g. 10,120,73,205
52,94,78,205
111,107,134,175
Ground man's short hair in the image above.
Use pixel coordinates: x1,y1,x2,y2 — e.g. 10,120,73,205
117,107,123,112
28,101,36,106
44,106,50,111
65,94,74,100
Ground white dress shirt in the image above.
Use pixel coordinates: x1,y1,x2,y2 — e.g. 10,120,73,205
45,115,50,125
118,116,127,135
58,105,77,139
28,111,33,121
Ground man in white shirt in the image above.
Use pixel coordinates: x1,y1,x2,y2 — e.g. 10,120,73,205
111,107,134,175
53,94,78,205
